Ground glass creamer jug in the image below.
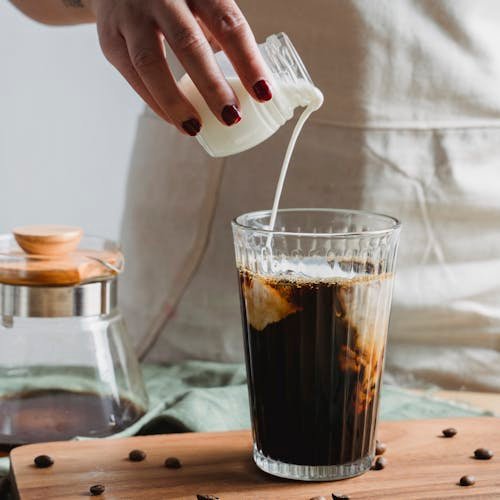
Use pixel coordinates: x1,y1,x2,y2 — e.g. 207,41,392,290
179,32,323,157
0,225,148,450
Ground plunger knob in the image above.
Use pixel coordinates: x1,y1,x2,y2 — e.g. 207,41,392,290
13,225,83,256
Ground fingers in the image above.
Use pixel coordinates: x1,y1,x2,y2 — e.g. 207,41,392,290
197,16,222,53
99,18,202,136
190,0,273,102
95,0,269,136
123,23,205,135
154,1,241,126
97,30,171,123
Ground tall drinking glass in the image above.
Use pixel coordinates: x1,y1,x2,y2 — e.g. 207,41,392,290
232,209,401,481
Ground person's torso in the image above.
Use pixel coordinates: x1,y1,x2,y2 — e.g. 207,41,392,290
241,0,500,127
120,0,500,391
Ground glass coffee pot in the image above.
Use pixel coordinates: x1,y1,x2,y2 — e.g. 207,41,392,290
0,225,148,450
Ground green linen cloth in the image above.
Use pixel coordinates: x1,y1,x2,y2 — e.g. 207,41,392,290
0,361,491,485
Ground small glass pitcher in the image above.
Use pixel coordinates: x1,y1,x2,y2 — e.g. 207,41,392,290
178,32,323,157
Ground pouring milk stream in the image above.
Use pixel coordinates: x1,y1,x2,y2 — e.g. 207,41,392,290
267,87,323,229
178,33,324,229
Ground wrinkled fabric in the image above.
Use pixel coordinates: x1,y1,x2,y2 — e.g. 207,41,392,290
120,1,500,390
241,0,500,127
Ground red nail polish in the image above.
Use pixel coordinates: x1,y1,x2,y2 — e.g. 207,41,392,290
182,118,201,136
253,79,272,101
222,105,242,126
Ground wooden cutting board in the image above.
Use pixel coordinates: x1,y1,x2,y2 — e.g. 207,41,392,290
9,418,500,499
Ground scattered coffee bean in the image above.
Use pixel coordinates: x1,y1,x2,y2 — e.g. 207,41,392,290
128,449,146,462
34,455,54,468
459,475,475,486
309,496,327,500
196,495,219,500
89,484,105,496
164,456,182,469
332,494,350,499
375,440,387,455
474,448,493,460
371,456,387,470
442,427,457,438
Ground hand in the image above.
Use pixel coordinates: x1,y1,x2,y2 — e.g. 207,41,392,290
89,0,273,136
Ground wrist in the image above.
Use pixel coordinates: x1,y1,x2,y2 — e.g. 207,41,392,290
59,0,97,23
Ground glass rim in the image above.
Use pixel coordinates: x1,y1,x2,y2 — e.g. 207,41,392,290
232,208,401,238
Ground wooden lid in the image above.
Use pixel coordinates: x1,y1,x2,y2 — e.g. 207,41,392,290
0,226,123,286
13,225,83,256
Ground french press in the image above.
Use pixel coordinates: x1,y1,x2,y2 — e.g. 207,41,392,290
0,225,148,450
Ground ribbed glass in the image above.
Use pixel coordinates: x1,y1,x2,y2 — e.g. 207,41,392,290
196,32,315,157
232,209,401,481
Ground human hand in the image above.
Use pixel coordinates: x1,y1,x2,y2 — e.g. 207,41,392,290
89,0,273,136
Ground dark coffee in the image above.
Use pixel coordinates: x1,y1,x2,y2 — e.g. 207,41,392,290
238,267,392,467
0,389,145,451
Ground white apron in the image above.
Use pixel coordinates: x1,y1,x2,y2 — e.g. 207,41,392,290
120,0,500,391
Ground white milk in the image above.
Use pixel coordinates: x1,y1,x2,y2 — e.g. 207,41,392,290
268,89,323,229
178,75,323,160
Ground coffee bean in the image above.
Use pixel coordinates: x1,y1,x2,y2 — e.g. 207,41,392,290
459,475,475,486
128,449,146,462
375,440,387,455
34,455,54,468
309,496,327,500
89,484,105,496
442,427,457,438
164,456,182,469
332,494,350,499
196,495,219,500
474,448,493,460
371,456,387,470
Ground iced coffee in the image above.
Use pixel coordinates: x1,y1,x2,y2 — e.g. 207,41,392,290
232,209,400,480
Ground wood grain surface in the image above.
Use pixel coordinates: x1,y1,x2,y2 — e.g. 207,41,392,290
9,417,500,499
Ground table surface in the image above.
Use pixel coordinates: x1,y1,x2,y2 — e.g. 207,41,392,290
10,418,500,499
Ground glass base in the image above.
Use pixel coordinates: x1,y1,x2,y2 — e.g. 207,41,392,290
253,445,374,481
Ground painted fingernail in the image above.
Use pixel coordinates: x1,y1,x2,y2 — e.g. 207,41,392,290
182,118,201,136
253,79,272,101
221,105,242,126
